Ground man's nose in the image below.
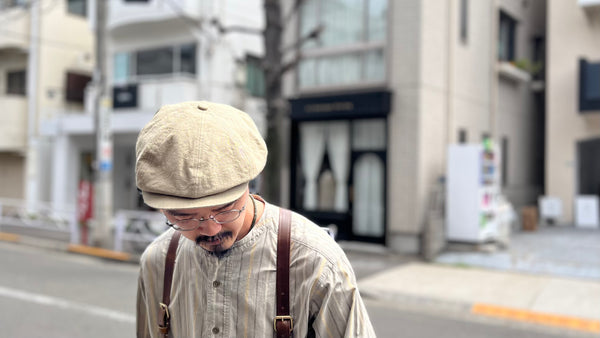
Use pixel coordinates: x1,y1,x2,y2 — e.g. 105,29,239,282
199,219,222,237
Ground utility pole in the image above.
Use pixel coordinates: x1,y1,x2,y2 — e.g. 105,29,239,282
262,0,283,204
261,0,321,205
92,0,113,247
25,0,40,214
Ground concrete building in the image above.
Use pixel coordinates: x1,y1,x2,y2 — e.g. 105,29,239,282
0,0,93,209
546,0,600,224
282,0,546,253
42,0,265,216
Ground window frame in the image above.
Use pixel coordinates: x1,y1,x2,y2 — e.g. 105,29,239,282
6,69,26,96
113,43,197,83
67,0,87,17
579,58,600,112
245,54,265,98
297,0,388,91
498,10,517,62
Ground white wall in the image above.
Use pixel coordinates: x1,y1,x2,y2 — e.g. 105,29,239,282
547,1,600,222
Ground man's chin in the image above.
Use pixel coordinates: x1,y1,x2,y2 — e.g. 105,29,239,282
196,234,234,257
199,243,232,258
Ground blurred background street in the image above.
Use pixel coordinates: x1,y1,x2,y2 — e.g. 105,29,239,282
1,0,600,336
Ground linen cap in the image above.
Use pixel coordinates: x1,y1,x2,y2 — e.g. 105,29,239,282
135,101,267,209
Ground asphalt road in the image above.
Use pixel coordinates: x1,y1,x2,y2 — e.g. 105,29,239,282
0,241,589,338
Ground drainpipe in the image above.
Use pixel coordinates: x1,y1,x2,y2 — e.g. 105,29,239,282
25,0,40,213
446,0,454,147
490,0,499,140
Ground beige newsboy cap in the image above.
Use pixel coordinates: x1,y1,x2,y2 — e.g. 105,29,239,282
135,101,267,209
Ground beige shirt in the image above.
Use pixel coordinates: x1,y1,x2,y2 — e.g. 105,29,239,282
136,201,376,337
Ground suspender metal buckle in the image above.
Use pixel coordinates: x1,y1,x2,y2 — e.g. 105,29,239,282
273,315,293,332
159,302,170,319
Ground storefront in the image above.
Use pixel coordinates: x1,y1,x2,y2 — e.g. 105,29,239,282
289,91,391,243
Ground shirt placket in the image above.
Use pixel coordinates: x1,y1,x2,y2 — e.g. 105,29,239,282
207,256,226,337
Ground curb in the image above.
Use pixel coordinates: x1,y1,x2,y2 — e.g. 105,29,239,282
0,232,20,243
0,231,138,263
472,303,600,333
360,288,600,335
67,244,131,262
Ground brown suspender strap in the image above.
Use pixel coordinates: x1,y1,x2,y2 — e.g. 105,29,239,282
275,208,293,338
158,231,181,337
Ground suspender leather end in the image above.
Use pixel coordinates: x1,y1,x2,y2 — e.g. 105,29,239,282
274,315,293,333
158,325,169,334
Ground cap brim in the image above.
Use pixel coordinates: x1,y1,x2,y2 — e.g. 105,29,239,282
142,182,248,210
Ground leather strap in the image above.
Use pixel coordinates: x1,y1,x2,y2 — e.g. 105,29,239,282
275,208,293,338
158,231,181,337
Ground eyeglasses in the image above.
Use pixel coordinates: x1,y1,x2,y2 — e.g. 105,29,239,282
165,201,246,231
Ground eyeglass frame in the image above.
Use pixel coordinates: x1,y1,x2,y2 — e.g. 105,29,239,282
164,199,247,232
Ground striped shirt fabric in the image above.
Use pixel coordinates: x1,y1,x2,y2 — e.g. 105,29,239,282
136,199,376,337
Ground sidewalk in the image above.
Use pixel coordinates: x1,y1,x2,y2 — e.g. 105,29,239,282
355,226,600,335
358,262,600,334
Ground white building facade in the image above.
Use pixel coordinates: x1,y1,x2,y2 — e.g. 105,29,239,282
43,0,266,216
546,0,600,224
0,0,93,213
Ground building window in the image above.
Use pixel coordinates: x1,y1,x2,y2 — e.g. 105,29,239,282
296,119,385,212
136,47,174,76
65,72,92,103
579,58,600,112
6,70,26,95
299,0,387,89
67,0,87,17
460,0,468,44
113,52,130,83
458,129,467,143
498,11,516,61
179,43,196,74
246,55,265,97
114,43,197,81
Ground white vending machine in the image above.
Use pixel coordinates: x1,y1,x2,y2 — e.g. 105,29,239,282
446,142,501,243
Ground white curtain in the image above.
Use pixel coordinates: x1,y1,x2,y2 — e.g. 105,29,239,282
326,121,350,212
317,169,336,210
353,154,384,236
300,123,326,210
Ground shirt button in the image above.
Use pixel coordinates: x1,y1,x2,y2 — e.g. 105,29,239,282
213,280,221,287
212,327,220,334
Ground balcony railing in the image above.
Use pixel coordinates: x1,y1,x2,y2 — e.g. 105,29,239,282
113,75,198,112
107,0,201,31
0,6,29,50
48,75,199,136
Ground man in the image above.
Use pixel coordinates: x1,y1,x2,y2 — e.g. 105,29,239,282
135,101,376,337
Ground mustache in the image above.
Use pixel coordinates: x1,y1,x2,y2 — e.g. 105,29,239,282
195,232,233,245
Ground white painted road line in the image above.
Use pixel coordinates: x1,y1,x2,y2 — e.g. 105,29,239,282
0,285,135,323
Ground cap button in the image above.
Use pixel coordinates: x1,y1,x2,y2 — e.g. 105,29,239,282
197,103,208,111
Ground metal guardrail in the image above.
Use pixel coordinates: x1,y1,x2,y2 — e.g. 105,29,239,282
0,198,79,244
0,199,169,254
113,209,168,253
1,200,334,254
